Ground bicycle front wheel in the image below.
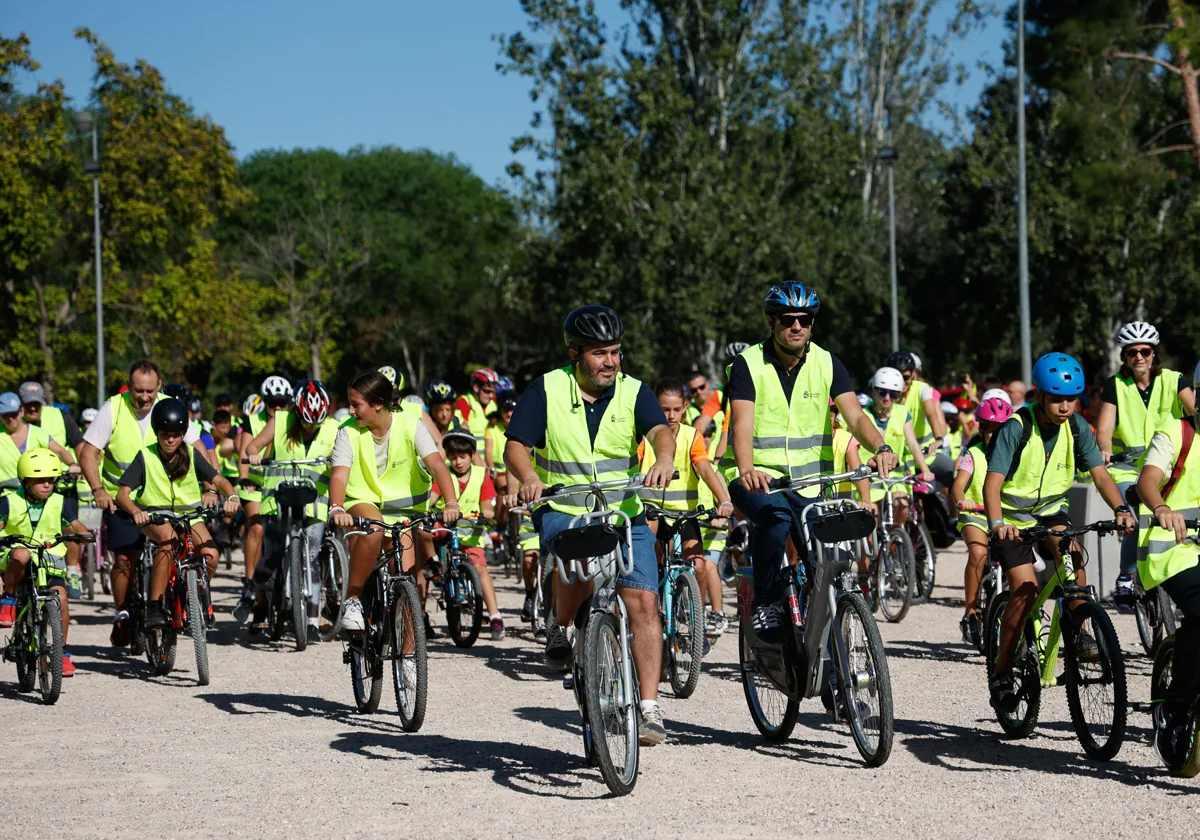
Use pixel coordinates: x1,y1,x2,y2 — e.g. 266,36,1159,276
14,607,35,693
319,534,350,642
834,593,893,766
667,570,703,699
38,599,64,705
392,577,428,731
739,618,799,742
447,561,483,648
288,536,307,652
914,522,937,601
1064,601,1127,761
878,529,915,623
584,611,639,796
186,570,210,686
83,542,96,601
984,592,1041,738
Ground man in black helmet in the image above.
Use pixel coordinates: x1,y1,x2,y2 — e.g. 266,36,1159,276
503,304,676,745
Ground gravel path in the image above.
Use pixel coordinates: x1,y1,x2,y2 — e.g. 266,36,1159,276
6,543,1194,838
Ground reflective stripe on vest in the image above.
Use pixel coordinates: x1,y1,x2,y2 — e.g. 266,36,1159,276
135,444,202,512
343,411,432,521
101,393,163,493
1111,370,1183,482
719,342,834,499
1138,419,1200,588
1000,409,1074,527
534,368,643,517
639,423,701,510
0,425,51,489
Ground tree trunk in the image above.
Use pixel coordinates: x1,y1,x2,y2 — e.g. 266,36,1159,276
1179,61,1200,171
309,340,322,381
29,276,56,401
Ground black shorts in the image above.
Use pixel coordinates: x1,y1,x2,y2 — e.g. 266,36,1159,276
103,508,145,554
992,511,1072,571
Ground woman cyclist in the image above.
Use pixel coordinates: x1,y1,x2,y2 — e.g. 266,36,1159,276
1096,321,1195,607
949,394,1013,646
244,380,340,641
327,371,459,637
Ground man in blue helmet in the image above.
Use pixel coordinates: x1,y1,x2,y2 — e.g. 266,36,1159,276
983,352,1135,713
722,282,899,640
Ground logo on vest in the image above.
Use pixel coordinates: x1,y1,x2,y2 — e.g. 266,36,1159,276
800,390,826,400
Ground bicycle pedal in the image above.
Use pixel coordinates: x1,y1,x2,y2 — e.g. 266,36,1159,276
342,650,352,664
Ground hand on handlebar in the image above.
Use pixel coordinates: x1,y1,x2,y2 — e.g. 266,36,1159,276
1154,505,1190,545
517,478,545,506
1101,449,1112,467
93,488,116,513
201,491,218,510
857,500,878,517
1114,508,1136,536
738,470,775,495
245,454,263,466
990,521,1020,543
919,470,935,484
223,495,241,516
441,502,461,525
133,509,150,527
329,508,353,529
868,450,900,478
67,463,82,478
643,461,675,491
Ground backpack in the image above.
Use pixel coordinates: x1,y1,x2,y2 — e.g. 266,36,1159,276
988,406,1087,483
918,490,957,548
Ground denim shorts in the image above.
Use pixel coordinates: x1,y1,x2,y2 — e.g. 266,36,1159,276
534,507,658,592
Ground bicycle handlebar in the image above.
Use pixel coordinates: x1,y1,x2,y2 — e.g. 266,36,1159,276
0,532,94,551
509,473,668,514
147,505,223,528
767,466,875,492
643,505,728,525
241,457,330,466
1003,519,1125,544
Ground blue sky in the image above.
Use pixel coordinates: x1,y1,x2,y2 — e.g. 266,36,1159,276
8,1,1006,188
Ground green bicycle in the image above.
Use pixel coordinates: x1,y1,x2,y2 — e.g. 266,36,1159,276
984,520,1128,760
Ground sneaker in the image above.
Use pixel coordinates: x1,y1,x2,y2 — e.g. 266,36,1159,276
0,595,17,628
110,610,132,647
66,566,83,599
1073,628,1100,662
61,652,75,677
490,617,505,641
1154,703,1189,767
307,623,321,644
1114,574,1136,612
521,593,535,623
710,610,728,636
638,704,667,746
544,623,572,671
989,670,1019,714
232,585,255,626
340,597,365,633
702,636,712,658
752,602,787,643
960,613,981,648
423,612,439,640
533,625,548,643
145,600,169,629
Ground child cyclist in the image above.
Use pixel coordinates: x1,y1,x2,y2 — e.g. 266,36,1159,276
638,379,734,637
948,393,1013,647
115,399,242,629
425,429,506,640
0,449,89,677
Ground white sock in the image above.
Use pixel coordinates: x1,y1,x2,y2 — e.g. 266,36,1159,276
490,613,502,622
639,700,658,714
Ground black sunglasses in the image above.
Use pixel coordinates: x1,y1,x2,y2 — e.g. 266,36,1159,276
775,313,815,329
1124,347,1153,359
265,397,290,408
876,389,901,400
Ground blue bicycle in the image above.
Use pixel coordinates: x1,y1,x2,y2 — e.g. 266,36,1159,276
424,517,486,648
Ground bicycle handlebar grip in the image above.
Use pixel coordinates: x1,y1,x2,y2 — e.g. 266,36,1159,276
768,476,791,490
544,484,565,497
241,458,273,465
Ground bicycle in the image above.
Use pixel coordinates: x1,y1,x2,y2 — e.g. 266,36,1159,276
422,517,487,648
1133,572,1178,657
909,479,940,601
983,520,1128,760
961,501,1002,655
511,474,650,796
507,510,554,641
645,505,717,700
338,514,428,731
864,475,917,623
737,467,893,766
0,532,92,704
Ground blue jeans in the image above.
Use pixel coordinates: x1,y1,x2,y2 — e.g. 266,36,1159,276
1116,480,1137,576
533,508,658,592
728,483,810,609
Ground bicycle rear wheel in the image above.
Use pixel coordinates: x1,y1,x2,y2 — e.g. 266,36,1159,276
391,578,428,731
739,618,799,742
584,611,638,796
913,522,937,601
877,529,914,623
447,560,483,648
319,533,350,642
83,542,96,601
186,570,210,686
38,599,64,705
288,536,307,652
1065,601,1127,760
834,593,893,766
14,608,36,693
667,570,703,699
984,593,1041,738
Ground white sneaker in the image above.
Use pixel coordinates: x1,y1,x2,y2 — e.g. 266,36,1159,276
341,598,365,632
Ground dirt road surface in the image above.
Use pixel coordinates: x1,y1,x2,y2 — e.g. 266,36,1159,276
6,543,1194,839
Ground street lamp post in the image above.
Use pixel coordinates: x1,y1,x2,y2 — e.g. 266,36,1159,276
74,111,105,406
1016,0,1032,387
882,97,903,352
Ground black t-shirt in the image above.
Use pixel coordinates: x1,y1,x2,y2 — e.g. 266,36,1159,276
119,449,220,492
1099,371,1188,427
0,492,79,528
725,341,855,404
506,373,668,450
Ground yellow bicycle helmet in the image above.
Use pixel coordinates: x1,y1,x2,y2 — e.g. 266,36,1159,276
18,447,63,480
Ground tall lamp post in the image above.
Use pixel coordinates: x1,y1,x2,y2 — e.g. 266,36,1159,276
1016,0,1032,387
74,111,105,406
881,97,903,352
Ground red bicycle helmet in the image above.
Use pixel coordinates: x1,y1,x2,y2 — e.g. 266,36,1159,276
294,380,330,425
471,367,499,387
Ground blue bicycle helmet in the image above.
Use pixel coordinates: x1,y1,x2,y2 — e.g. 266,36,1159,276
763,282,820,315
1032,353,1085,396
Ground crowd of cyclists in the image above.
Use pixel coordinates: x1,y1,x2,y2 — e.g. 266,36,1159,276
4,281,1200,780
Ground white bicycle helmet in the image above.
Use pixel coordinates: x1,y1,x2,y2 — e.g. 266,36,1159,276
402,394,425,407
911,353,923,371
980,387,1012,406
261,375,292,399
81,407,99,423
940,401,959,415
243,394,263,417
1116,321,1159,347
870,367,905,393
333,407,351,422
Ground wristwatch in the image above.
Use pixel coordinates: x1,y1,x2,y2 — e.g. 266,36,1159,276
876,445,894,454
1115,504,1132,514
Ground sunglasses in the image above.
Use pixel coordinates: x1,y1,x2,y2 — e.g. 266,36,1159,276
901,371,914,381
775,313,815,329
1124,347,1153,359
876,389,901,400
265,397,290,409
0,412,19,422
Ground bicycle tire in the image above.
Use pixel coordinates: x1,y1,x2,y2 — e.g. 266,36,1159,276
100,561,112,596
976,575,997,655
584,611,639,796
83,542,96,601
739,617,799,742
392,577,428,731
834,593,893,767
1064,600,1127,761
288,535,307,652
1151,636,1175,704
186,570,210,686
38,598,64,705
667,570,703,699
1135,588,1159,656
984,592,1041,738
319,533,351,642
877,529,914,623
447,560,483,648
14,605,35,693
914,522,937,601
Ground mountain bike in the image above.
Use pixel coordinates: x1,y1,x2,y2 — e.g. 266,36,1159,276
909,479,939,601
138,507,221,686
1133,572,1178,657
737,467,893,767
865,475,916,623
960,502,1003,654
339,514,428,731
983,520,1128,760
645,505,716,700
512,474,651,796
0,532,92,704
77,501,105,600
421,517,487,648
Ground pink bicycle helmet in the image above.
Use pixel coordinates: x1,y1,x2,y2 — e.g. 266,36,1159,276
976,396,1014,425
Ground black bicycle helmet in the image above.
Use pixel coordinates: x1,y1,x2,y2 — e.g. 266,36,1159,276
564,305,623,349
442,429,476,452
424,379,456,405
884,350,916,373
497,390,518,412
151,398,189,434
163,382,192,403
